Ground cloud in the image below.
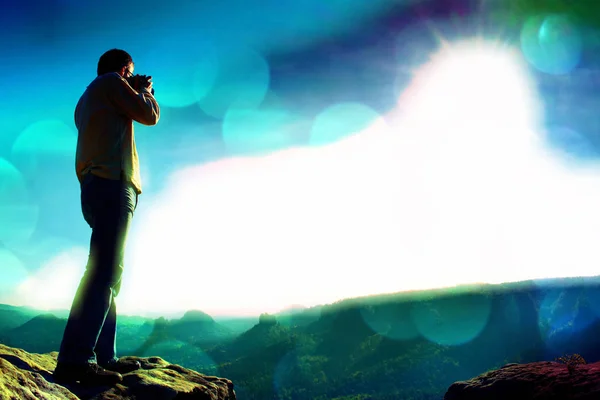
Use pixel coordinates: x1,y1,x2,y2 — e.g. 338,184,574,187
122,105,600,316
116,40,600,316
7,247,87,311
0,248,30,301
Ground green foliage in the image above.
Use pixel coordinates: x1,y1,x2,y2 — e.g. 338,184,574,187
259,313,277,325
3,278,600,399
0,305,41,332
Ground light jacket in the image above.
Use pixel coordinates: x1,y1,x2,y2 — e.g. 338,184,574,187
74,72,160,194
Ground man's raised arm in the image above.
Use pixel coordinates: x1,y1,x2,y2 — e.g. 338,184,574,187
109,74,160,126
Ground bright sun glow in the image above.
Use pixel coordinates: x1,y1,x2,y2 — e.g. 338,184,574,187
9,39,600,317
6,248,87,310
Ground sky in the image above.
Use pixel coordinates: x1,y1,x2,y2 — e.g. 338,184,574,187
1,0,600,317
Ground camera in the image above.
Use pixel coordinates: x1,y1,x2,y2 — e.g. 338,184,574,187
126,74,155,95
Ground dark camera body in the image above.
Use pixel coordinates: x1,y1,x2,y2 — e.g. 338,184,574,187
126,74,154,95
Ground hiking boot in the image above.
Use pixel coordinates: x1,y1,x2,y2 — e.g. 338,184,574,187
99,358,141,374
53,362,123,385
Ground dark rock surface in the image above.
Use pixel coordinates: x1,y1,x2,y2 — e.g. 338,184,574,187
445,361,600,400
0,343,236,399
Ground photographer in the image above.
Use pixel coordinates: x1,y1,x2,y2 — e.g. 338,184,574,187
54,49,159,385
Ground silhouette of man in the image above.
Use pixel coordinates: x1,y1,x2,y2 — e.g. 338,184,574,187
53,49,159,385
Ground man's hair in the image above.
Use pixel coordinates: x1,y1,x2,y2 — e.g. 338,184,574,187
97,49,133,76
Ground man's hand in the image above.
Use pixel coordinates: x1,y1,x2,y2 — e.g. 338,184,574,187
128,74,153,94
138,75,153,92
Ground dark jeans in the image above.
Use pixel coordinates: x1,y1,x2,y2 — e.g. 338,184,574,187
57,173,138,365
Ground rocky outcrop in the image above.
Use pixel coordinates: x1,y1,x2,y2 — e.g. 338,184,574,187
444,361,600,400
0,344,236,400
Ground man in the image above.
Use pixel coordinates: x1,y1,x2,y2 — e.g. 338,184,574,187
53,49,160,385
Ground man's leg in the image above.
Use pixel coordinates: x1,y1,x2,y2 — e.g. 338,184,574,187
94,178,137,366
56,175,135,368
94,295,117,364
95,296,142,373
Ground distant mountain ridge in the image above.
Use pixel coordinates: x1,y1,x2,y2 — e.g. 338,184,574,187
181,309,214,322
0,304,41,332
0,313,66,354
4,276,600,398
217,315,293,360
0,304,241,356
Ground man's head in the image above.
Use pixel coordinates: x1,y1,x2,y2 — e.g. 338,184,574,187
97,49,134,78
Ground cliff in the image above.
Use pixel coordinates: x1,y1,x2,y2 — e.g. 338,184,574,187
0,343,236,400
444,360,600,400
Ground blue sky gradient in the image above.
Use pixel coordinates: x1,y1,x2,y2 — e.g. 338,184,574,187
2,0,600,316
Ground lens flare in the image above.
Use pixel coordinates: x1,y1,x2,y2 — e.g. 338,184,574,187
11,119,76,176
310,102,385,146
0,158,38,245
521,14,582,75
273,349,302,398
135,38,219,108
538,289,596,352
360,304,420,341
410,295,492,346
197,45,270,119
